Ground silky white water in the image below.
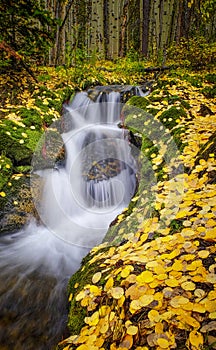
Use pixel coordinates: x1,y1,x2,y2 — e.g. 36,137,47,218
0,90,137,349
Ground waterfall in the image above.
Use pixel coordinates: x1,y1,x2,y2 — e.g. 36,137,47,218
0,89,137,349
36,91,136,248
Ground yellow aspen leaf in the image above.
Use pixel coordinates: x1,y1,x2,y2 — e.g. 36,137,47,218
89,285,101,296
205,300,216,313
0,191,6,197
181,281,196,291
118,295,125,307
182,302,193,311
206,219,216,227
206,273,216,284
110,286,124,299
189,330,203,348
209,312,216,319
92,272,102,284
186,260,201,271
125,283,145,300
76,290,87,301
170,296,189,308
165,278,179,287
99,320,109,334
74,282,79,288
182,314,200,328
68,293,73,302
194,289,205,298
154,265,166,275
155,322,164,334
148,310,160,323
121,265,134,278
139,294,154,307
81,296,91,307
126,325,138,335
136,270,154,284
198,250,210,259
204,228,216,241
193,303,206,313
130,300,141,313
157,338,169,348
208,291,216,300
84,311,99,326
99,305,110,317
172,261,183,271
104,277,114,291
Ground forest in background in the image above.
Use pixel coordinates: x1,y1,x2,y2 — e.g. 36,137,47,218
0,0,215,70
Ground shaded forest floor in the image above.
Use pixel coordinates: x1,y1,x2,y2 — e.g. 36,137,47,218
0,59,216,349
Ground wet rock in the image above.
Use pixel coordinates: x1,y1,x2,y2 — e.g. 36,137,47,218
0,175,40,235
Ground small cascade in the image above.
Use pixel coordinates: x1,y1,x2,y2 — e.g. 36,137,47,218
36,90,137,248
0,87,138,349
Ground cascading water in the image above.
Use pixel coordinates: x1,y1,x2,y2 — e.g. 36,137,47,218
0,89,137,349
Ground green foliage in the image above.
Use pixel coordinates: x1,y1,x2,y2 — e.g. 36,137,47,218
0,0,57,67
202,85,216,98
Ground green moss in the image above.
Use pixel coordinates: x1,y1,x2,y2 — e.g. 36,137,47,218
67,247,110,335
205,73,216,84
0,155,13,190
202,85,216,98
0,120,42,166
127,96,149,110
18,108,43,130
159,106,187,129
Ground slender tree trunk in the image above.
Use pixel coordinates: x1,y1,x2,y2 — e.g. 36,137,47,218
141,0,150,56
103,0,109,58
119,0,129,57
55,1,66,65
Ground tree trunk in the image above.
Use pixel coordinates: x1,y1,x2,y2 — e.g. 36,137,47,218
141,0,150,56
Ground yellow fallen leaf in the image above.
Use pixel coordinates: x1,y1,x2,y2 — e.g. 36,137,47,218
130,300,141,313
205,300,216,313
181,281,196,291
189,330,203,348
85,312,99,327
157,338,169,348
126,325,138,335
104,277,114,291
121,265,134,278
139,294,154,307
92,272,102,284
198,250,210,258
170,296,189,308
136,270,154,284
110,286,124,299
148,309,160,323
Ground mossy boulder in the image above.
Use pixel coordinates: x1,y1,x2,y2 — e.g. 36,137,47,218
0,175,40,235
0,119,42,166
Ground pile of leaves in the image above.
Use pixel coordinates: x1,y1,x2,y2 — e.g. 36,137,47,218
59,69,216,350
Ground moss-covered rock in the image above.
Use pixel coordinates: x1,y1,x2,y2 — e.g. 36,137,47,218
0,175,40,235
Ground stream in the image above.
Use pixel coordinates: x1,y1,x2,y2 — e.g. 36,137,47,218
0,87,141,349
